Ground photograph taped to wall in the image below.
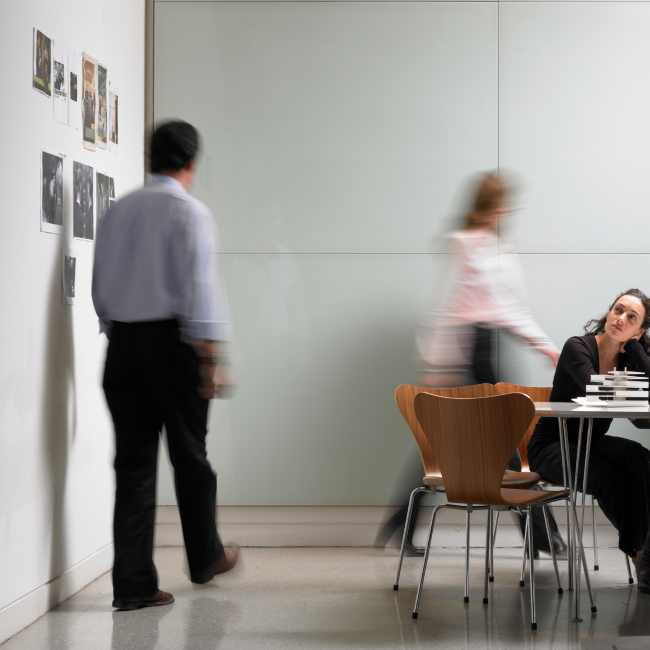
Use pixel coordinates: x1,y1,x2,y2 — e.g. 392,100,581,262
96,63,108,150
82,53,97,151
61,247,77,305
68,47,81,130
52,40,67,125
41,148,65,235
73,161,94,241
109,176,115,207
109,81,118,154
33,28,51,97
96,171,112,226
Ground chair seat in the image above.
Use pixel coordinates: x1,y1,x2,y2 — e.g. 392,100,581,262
502,470,541,490
500,487,570,506
423,470,541,490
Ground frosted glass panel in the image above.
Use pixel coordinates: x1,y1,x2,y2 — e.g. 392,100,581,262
499,3,650,253
154,1,497,254
157,253,436,506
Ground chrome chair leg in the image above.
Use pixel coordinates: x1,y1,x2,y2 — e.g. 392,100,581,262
520,513,529,587
625,553,634,585
464,508,471,603
489,510,497,582
412,504,444,619
592,498,599,571
394,486,429,591
528,509,537,630
543,504,563,595
483,509,491,604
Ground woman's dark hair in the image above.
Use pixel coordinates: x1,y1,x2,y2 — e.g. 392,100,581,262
584,288,650,354
150,120,200,174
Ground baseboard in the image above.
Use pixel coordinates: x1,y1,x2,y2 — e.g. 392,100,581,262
155,505,618,549
0,543,114,646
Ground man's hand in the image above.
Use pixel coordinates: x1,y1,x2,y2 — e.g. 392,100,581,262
540,347,561,368
193,339,235,399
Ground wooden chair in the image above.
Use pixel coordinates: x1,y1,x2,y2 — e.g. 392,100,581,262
393,384,542,599
497,383,635,585
412,392,572,630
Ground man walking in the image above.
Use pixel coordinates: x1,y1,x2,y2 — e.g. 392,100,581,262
93,121,238,610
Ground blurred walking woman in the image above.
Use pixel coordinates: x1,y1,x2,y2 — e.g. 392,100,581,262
528,289,650,576
417,172,559,386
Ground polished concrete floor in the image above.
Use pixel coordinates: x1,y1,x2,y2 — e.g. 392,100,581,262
3,546,650,649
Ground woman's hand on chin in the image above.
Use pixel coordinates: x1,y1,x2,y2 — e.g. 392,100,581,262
620,331,644,354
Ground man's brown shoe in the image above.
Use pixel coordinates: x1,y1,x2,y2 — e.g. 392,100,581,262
191,544,240,584
112,590,175,611
637,551,650,594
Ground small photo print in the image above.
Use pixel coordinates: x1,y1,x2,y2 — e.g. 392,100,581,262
82,53,97,151
96,171,111,226
41,149,64,235
109,81,118,154
52,40,67,125
61,247,77,305
73,161,94,241
68,48,82,130
33,28,51,97
96,64,108,150
109,176,115,208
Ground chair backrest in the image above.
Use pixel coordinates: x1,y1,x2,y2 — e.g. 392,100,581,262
413,392,535,504
395,384,499,477
495,383,551,471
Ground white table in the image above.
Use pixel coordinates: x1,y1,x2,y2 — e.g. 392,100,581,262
534,402,650,622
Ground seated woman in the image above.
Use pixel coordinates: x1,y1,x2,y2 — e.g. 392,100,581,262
528,288,650,590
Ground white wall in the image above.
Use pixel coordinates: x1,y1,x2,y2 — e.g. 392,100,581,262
153,0,650,510
0,0,145,642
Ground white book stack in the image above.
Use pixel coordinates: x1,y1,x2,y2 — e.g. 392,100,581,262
585,369,649,406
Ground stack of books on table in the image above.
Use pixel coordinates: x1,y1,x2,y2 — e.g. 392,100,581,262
584,370,649,407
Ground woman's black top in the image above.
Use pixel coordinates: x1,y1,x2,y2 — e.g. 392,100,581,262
527,334,650,467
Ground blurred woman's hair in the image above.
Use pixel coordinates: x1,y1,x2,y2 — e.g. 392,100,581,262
464,172,506,230
584,288,650,354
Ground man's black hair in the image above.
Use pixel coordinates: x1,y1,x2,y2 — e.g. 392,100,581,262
149,120,200,174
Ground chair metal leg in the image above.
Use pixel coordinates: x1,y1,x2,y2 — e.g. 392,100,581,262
528,509,537,630
483,509,491,604
394,486,428,591
412,504,444,619
543,504,563,595
489,510,497,582
520,513,529,587
625,553,634,585
592,498,599,571
464,508,471,603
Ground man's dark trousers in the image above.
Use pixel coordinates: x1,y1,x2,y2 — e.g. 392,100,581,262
103,319,225,600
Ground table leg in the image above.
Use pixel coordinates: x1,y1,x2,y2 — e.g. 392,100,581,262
558,417,573,592
575,418,595,621
570,418,584,621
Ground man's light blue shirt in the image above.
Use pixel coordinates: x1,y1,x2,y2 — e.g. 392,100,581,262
92,174,232,343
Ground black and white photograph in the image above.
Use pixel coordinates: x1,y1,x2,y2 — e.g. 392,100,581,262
52,40,67,125
96,171,111,225
109,176,115,208
96,64,108,150
82,53,97,151
32,28,51,97
109,81,119,154
61,247,77,305
68,48,81,130
40,149,64,235
73,161,94,241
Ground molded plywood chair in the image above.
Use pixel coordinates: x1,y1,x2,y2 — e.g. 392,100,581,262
393,384,542,598
413,392,571,629
497,382,635,584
